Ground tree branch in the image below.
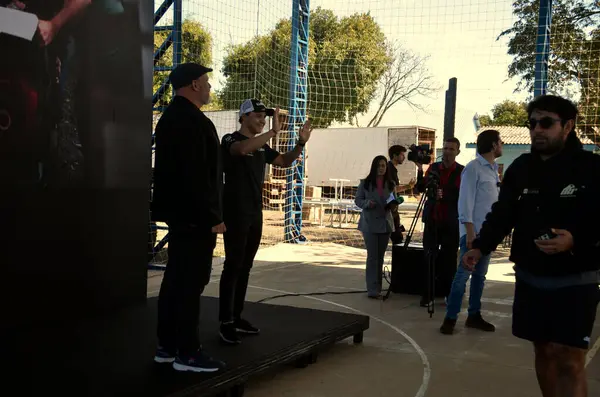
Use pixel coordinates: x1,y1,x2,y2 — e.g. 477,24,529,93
366,43,439,127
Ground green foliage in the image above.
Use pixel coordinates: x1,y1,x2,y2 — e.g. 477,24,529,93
499,0,600,141
219,7,392,128
478,114,493,127
153,20,214,109
479,100,529,127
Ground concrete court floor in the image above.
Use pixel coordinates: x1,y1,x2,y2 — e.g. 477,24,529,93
146,243,600,397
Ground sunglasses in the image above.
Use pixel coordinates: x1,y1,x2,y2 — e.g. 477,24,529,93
528,117,562,130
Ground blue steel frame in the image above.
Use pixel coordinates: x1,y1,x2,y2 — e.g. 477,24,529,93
149,0,182,269
534,0,552,97
284,0,310,243
153,0,182,111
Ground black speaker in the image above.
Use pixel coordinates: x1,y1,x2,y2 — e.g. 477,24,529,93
390,244,446,297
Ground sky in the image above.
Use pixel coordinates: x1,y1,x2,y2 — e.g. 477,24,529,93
156,0,531,146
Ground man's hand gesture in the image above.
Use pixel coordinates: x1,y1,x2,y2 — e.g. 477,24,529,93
272,107,281,134
299,119,312,144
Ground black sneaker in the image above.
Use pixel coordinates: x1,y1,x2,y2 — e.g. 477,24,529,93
465,312,495,332
220,322,241,345
234,318,260,335
172,350,225,373
439,317,457,335
154,346,176,363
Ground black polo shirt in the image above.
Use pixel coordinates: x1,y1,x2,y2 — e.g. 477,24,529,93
222,131,280,217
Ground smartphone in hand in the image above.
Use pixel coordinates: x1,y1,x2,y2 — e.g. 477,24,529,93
537,228,557,241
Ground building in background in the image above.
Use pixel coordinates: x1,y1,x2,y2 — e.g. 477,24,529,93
465,126,598,178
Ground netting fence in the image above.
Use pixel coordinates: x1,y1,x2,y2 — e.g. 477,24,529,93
149,0,600,266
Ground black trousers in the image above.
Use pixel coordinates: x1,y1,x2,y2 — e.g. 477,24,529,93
157,222,215,355
219,212,263,322
422,220,459,301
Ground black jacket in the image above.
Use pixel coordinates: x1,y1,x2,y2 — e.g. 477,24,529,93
473,135,600,277
151,96,223,228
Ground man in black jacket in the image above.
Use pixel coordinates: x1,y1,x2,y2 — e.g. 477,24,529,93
463,95,600,397
151,63,225,373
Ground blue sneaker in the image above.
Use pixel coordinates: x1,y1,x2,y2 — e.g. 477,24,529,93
154,346,176,363
172,350,225,373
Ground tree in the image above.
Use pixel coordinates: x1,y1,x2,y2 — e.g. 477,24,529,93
478,114,493,127
479,100,529,127
364,43,439,127
219,7,392,128
153,20,216,109
499,0,600,141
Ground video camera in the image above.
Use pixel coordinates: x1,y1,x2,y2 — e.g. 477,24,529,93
407,143,434,165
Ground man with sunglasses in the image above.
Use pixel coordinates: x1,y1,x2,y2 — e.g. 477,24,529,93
462,95,600,397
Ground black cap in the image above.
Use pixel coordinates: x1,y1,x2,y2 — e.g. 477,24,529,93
169,63,212,90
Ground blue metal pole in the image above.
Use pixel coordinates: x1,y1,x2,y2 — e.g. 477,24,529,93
173,0,183,67
153,0,182,111
285,0,310,243
534,0,552,97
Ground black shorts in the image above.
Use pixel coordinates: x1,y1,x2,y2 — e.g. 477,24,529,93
512,279,600,349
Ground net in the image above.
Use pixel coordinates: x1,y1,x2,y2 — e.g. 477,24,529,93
149,0,600,267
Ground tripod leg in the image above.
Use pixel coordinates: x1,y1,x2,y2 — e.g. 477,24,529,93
429,225,438,317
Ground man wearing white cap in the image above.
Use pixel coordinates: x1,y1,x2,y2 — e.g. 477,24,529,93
218,99,311,345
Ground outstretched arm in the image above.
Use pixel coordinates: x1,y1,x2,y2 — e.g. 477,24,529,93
38,0,91,46
271,119,312,167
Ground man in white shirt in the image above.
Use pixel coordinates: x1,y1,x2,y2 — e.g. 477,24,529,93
439,129,503,335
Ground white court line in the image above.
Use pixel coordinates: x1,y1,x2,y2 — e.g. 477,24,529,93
586,335,600,368
248,284,431,397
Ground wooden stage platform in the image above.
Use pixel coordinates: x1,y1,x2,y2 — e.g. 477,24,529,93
5,296,369,396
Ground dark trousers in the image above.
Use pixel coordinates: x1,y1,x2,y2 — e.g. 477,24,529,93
219,212,263,322
157,223,215,355
422,220,459,301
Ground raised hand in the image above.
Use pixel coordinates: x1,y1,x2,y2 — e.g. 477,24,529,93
272,107,281,133
299,118,312,143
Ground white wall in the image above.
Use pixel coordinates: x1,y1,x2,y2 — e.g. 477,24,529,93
305,127,390,187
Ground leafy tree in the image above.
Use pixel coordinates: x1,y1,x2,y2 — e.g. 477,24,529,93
499,0,600,141
219,7,392,128
479,100,529,127
153,20,215,110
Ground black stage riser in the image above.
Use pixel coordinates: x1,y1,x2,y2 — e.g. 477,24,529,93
4,296,369,397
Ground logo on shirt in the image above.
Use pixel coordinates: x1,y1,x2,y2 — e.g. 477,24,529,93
560,184,577,197
522,188,539,195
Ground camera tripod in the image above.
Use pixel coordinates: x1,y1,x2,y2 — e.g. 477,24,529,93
383,176,440,318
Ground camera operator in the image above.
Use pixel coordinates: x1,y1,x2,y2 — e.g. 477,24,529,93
388,145,407,243
413,137,463,307
462,95,600,397
387,145,406,187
